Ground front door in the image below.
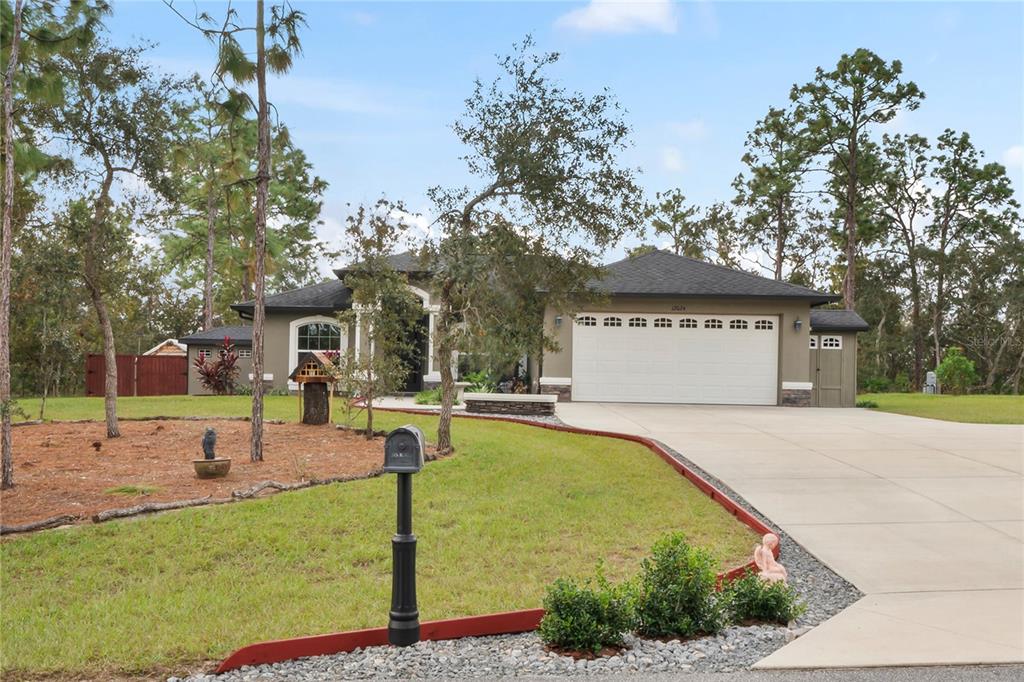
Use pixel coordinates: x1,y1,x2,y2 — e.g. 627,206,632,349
399,314,429,393
809,335,843,407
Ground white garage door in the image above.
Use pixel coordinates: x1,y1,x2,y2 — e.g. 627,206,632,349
571,313,779,405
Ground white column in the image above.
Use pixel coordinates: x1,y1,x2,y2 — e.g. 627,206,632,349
423,312,442,384
354,311,362,361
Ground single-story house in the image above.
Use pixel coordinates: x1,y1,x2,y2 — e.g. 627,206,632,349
180,249,868,407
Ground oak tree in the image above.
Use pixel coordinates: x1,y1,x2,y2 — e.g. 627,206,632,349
426,38,643,453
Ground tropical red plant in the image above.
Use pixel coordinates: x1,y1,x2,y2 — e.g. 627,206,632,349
193,337,240,395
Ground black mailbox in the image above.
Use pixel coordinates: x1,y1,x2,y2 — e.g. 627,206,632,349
384,425,425,474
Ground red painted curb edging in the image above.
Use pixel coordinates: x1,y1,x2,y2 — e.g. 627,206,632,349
214,407,777,674
217,609,546,673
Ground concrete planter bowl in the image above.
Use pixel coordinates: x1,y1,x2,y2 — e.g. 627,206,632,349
193,457,232,479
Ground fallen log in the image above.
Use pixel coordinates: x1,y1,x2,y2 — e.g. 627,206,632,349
91,496,232,523
1,514,81,535
232,470,385,500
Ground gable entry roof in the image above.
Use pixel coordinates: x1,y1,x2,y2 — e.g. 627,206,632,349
809,309,870,332
231,280,352,318
591,250,840,304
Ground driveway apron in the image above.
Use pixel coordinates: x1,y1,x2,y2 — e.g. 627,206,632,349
556,403,1024,668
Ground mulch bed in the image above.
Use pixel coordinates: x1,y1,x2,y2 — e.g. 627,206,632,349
1,419,393,530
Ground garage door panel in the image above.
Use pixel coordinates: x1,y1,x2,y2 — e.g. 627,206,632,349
572,313,779,405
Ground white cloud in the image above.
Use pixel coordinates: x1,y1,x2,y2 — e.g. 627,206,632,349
668,118,708,141
1002,145,1024,169
660,146,685,172
555,0,678,35
390,208,435,242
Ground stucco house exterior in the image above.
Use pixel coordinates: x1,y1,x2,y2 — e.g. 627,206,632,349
180,249,868,406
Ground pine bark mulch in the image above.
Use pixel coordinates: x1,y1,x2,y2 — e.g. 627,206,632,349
1,419,388,531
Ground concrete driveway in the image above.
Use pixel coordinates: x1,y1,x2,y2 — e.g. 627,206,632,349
556,402,1024,669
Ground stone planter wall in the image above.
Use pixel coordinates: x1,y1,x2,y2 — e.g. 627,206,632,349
781,388,811,407
539,383,571,402
465,399,556,416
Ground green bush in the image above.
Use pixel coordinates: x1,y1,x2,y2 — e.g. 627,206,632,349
634,532,722,638
856,399,878,408
463,370,496,393
936,347,977,395
538,567,635,653
722,570,805,625
414,387,442,404
862,377,889,393
414,387,460,405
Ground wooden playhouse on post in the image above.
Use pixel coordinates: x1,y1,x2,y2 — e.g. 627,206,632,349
289,351,343,425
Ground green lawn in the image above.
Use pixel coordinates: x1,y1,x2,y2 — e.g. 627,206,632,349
859,393,1024,424
1,396,757,677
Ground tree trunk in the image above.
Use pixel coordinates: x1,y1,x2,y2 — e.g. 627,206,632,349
435,284,455,455
364,360,374,439
0,0,23,489
89,284,120,437
985,319,1015,392
908,263,923,392
932,268,945,375
842,134,858,310
202,180,218,331
301,382,329,425
1011,345,1024,395
250,0,270,462
774,200,785,280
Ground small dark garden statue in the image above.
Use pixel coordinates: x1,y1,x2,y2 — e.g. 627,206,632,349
202,427,217,460
193,426,231,479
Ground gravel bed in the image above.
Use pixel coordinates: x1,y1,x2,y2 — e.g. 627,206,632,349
176,438,860,682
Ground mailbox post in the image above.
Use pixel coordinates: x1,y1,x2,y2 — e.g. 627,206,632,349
383,425,425,647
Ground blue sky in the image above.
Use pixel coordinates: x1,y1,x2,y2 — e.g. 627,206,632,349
109,1,1023,271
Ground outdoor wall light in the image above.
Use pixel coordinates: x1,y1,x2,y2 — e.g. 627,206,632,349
793,318,803,331
555,316,563,327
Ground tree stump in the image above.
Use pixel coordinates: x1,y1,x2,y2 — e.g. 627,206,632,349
302,382,330,425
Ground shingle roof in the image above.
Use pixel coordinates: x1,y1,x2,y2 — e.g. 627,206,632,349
333,251,427,278
810,309,870,332
591,249,840,303
231,280,352,317
179,326,253,346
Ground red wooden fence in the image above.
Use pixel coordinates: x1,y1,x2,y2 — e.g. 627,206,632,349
85,354,188,397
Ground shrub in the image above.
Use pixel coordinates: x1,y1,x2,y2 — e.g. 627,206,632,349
634,532,722,638
861,376,890,393
463,370,496,393
936,347,977,395
722,570,805,625
538,567,635,654
414,387,442,404
193,337,240,395
856,399,878,409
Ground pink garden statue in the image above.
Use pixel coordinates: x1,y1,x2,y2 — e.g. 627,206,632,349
753,533,788,583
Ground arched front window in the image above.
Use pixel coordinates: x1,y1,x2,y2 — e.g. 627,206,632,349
298,322,342,352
